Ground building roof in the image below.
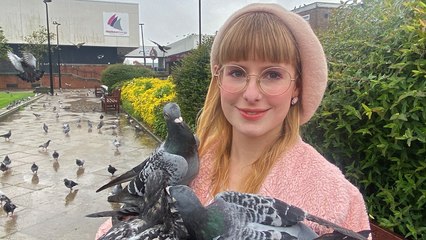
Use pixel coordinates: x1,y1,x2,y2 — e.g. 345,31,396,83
292,2,340,13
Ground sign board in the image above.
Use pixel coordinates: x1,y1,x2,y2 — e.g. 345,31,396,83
149,47,158,60
103,12,129,36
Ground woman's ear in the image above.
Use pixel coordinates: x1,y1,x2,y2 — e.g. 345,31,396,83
213,65,220,75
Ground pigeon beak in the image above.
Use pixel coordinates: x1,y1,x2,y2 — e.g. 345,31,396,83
174,117,183,123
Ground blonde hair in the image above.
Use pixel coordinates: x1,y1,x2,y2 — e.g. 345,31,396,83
196,12,302,195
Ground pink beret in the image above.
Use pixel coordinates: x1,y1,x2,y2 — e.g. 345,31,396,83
210,3,328,125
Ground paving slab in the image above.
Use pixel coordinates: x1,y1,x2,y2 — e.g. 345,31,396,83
0,89,159,239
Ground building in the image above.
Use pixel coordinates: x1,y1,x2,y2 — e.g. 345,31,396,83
1,0,140,65
292,2,341,33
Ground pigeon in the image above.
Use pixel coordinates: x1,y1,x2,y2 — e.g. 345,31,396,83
76,118,82,128
0,130,11,141
76,159,85,168
108,165,117,176
149,40,171,53
88,120,93,130
3,155,11,166
113,139,121,149
0,191,10,205
31,162,39,174
63,123,70,135
64,178,78,191
39,140,51,151
167,185,369,240
88,170,188,240
107,151,188,205
7,51,44,83
33,113,41,118
0,162,9,172
3,201,17,216
100,114,104,120
97,120,104,130
43,123,49,133
96,102,199,194
52,150,59,160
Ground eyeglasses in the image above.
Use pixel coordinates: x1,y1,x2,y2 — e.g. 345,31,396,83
215,64,296,96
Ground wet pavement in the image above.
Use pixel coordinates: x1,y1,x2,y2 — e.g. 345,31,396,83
0,90,159,239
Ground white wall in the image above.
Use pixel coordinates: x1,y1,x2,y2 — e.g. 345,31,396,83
0,0,139,47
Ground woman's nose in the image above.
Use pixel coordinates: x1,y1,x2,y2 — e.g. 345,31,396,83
242,77,262,102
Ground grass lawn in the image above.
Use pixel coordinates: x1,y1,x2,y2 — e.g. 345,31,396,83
0,91,35,109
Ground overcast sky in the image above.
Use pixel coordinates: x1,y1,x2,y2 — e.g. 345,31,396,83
94,0,341,45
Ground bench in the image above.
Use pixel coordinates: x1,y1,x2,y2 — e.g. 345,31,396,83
370,220,405,240
33,87,50,94
95,85,108,97
101,88,121,113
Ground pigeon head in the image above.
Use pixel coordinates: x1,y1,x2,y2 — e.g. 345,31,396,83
163,102,182,123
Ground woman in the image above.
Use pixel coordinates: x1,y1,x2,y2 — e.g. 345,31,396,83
96,3,370,238
190,3,371,235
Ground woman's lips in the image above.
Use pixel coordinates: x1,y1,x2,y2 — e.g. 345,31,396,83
238,108,268,120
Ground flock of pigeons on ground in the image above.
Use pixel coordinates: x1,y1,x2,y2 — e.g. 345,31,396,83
83,102,369,240
0,93,125,219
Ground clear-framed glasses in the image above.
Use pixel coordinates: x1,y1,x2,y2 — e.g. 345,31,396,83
215,64,296,96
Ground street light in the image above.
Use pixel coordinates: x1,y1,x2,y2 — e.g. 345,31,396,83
139,23,146,66
43,0,54,95
53,21,62,89
198,0,202,47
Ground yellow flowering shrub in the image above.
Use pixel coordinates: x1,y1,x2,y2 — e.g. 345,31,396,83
121,77,175,130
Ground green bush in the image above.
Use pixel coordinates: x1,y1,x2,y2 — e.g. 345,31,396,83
100,64,155,91
303,0,426,238
171,37,213,129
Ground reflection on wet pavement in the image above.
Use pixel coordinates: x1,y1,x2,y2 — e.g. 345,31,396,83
0,90,159,239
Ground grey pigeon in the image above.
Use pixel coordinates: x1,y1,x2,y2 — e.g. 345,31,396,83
167,185,368,240
0,130,11,141
0,191,10,205
106,151,188,205
0,162,9,172
97,120,104,130
7,51,44,83
52,150,59,161
113,139,121,149
43,123,48,133
149,39,171,53
39,140,51,151
31,162,38,174
76,159,85,168
96,102,199,193
3,155,11,166
63,123,70,135
108,165,117,176
64,178,78,191
3,201,17,216
88,170,188,240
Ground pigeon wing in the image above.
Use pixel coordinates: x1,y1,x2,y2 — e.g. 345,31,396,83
22,52,37,68
7,51,24,72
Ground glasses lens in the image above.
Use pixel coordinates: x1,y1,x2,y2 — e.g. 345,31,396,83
217,65,294,95
259,67,292,95
218,65,247,93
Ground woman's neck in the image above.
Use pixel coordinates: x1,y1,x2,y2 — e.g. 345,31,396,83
229,129,280,166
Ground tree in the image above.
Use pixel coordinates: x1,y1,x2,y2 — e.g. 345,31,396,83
19,25,55,67
0,26,10,60
171,36,213,128
303,0,425,238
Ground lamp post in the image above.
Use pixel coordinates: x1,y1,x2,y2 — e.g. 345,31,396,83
43,0,54,95
53,21,62,89
139,23,146,66
198,0,201,47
